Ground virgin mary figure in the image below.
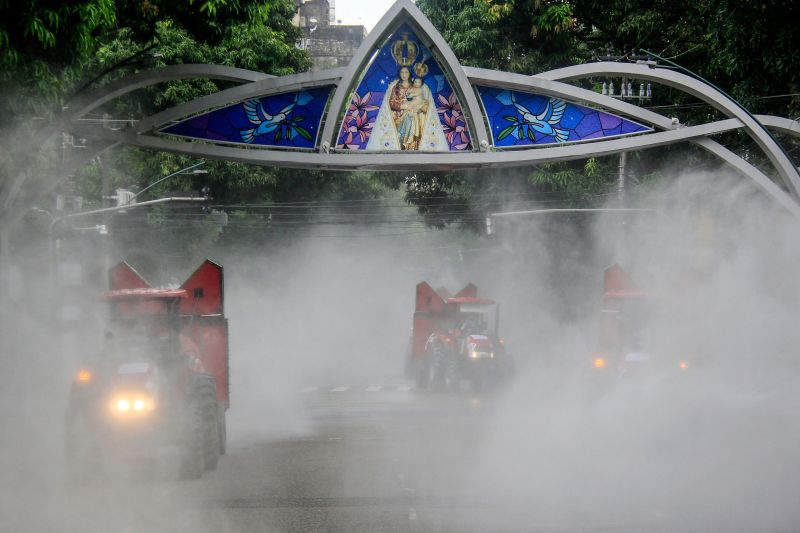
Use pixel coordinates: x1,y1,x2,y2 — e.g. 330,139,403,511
365,64,449,151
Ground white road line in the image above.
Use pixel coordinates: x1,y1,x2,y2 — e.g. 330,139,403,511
365,385,382,392
331,386,350,392
396,385,414,392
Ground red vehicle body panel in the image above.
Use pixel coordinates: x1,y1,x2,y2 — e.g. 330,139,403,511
410,281,493,360
104,260,229,407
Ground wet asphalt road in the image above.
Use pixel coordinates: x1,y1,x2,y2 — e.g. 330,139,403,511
7,377,797,532
5,384,529,533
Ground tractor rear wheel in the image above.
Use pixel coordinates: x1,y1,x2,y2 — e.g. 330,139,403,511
200,385,220,471
217,404,227,456
427,347,447,392
179,393,206,479
443,356,459,392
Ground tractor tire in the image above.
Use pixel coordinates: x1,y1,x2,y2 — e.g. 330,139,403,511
217,404,227,456
443,356,460,392
179,394,206,480
427,348,447,393
199,385,220,471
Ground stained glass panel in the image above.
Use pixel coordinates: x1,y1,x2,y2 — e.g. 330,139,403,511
478,87,652,148
160,87,332,149
335,23,472,152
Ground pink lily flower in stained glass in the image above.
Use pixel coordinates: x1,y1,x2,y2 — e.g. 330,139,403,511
345,92,379,124
442,111,466,145
437,92,462,118
343,110,373,147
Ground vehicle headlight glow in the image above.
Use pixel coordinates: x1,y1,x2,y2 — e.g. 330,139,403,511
594,357,607,369
110,394,154,415
678,361,688,370
470,350,478,359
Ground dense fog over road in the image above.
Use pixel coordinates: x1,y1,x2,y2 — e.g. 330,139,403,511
2,169,800,531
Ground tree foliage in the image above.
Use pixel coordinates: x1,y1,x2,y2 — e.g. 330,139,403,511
416,0,583,73
0,0,281,69
395,0,800,228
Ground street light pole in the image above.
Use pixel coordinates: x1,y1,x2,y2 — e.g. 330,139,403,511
130,161,207,204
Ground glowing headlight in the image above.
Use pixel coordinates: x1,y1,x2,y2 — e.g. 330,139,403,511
110,394,154,415
593,357,607,369
470,350,478,359
678,361,688,370
76,369,92,383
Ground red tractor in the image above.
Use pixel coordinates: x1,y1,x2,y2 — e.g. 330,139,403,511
406,282,512,392
65,260,229,478
592,264,693,379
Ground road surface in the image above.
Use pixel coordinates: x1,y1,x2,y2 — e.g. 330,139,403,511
4,377,799,532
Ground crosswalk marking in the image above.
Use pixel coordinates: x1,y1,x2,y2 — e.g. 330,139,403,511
396,385,413,392
331,386,350,392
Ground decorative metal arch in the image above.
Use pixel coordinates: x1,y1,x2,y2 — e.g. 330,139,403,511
42,0,800,217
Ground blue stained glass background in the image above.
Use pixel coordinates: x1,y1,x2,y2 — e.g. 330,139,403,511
160,86,332,149
335,23,472,151
478,87,651,148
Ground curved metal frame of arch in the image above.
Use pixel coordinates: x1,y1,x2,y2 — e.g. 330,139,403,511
9,0,800,221
1,64,272,224
538,62,800,198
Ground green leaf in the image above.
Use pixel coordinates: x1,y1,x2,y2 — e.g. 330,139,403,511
292,116,304,123
497,124,515,141
273,129,281,142
294,125,312,141
503,115,519,123
526,128,535,141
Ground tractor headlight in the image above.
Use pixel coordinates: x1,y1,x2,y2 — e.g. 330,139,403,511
110,394,155,416
470,350,478,359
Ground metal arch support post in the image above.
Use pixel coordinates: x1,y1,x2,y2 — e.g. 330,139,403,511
136,68,346,134
464,67,800,216
1,64,270,215
64,64,273,123
537,62,800,199
755,115,800,137
72,116,745,169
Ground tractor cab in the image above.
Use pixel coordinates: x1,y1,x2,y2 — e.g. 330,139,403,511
594,264,692,377
407,282,512,392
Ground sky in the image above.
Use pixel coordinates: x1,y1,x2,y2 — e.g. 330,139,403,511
332,0,407,32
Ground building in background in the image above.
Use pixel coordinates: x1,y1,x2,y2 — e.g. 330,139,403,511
294,0,367,70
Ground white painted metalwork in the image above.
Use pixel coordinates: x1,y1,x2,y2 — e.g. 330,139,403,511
8,0,796,217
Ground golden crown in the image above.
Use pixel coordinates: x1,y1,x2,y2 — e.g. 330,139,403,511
391,33,418,67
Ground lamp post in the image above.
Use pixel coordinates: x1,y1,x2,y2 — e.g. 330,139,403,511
129,161,208,204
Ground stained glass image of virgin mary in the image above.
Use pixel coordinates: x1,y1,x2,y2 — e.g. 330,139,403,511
365,39,449,151
336,25,471,152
